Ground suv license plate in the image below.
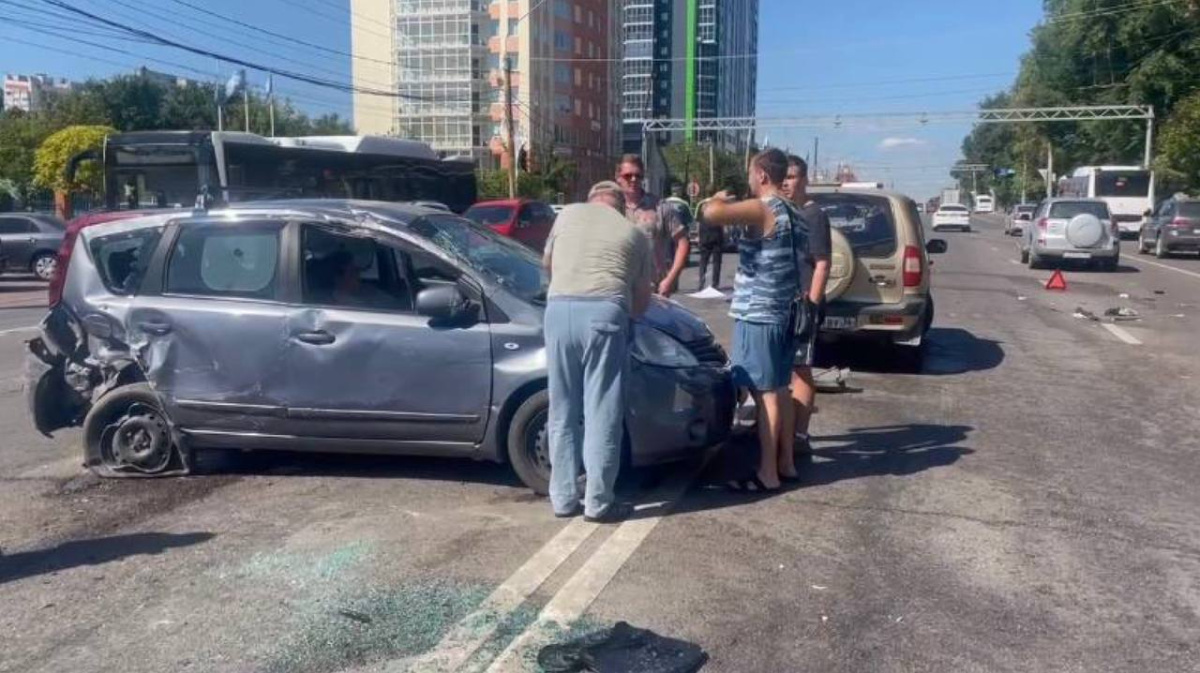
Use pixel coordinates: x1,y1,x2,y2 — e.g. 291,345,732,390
823,316,857,330
1063,252,1091,259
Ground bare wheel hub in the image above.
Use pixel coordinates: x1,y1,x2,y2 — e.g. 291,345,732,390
105,403,172,473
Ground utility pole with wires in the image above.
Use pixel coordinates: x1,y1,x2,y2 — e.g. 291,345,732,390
504,56,517,198
266,73,276,137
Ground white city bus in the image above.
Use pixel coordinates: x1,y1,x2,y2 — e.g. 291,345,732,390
1059,166,1154,237
974,195,994,214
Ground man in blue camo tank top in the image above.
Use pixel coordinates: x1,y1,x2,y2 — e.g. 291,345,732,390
701,148,801,492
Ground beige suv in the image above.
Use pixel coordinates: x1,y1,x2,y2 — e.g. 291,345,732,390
810,187,947,367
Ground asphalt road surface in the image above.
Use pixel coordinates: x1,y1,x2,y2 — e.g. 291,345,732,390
2,219,1199,673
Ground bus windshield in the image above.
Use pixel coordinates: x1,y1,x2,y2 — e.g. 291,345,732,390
1095,170,1151,198
106,143,216,210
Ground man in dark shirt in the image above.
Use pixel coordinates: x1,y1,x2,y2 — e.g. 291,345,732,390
782,155,832,470
694,197,725,291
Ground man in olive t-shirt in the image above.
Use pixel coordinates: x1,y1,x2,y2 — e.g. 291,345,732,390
541,182,653,524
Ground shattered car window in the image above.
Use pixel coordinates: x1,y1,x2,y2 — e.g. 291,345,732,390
408,214,547,304
89,227,164,295
166,225,280,299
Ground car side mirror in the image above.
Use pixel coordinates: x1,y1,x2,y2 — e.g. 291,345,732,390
926,239,948,254
416,285,471,322
1143,209,1153,217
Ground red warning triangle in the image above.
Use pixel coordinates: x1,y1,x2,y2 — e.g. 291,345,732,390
1045,270,1068,291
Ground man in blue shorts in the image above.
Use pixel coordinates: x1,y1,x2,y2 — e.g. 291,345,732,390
701,149,800,492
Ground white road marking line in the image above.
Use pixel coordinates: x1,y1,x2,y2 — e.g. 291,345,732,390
1122,254,1200,280
1102,323,1142,346
391,518,600,672
484,471,697,673
1008,259,1020,265
0,325,38,336
990,246,1000,252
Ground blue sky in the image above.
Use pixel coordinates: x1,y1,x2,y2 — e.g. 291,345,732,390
2,0,1045,199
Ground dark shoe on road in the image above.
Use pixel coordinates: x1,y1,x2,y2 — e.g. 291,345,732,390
584,502,635,524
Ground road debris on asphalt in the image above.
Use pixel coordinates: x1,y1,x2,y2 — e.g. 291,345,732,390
814,367,853,393
1073,307,1099,321
1118,293,1130,299
1104,307,1140,321
537,621,707,673
1017,295,1028,301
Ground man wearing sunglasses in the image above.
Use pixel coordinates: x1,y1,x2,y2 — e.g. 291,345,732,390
616,155,689,297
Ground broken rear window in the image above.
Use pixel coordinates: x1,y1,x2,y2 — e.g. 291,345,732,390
89,227,164,296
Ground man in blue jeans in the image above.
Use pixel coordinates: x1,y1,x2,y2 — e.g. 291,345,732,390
542,182,654,523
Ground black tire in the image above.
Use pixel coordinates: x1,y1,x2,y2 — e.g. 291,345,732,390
1100,256,1119,272
506,390,551,495
1028,250,1042,269
1019,246,1029,264
1138,234,1151,255
30,252,57,281
1155,236,1170,259
83,383,186,478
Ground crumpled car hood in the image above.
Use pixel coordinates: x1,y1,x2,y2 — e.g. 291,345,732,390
638,296,712,343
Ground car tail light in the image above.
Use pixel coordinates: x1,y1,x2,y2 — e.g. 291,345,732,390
47,229,78,308
1171,217,1193,228
903,245,922,288
1037,218,1048,231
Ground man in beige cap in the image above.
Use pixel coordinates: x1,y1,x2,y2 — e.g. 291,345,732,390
541,181,654,523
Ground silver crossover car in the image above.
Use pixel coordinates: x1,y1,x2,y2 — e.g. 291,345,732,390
27,201,733,494
1020,198,1120,271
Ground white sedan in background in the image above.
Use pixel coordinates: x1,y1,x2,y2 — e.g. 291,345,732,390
932,204,972,232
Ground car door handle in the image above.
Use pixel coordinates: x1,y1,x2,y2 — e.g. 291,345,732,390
137,321,172,336
295,330,336,346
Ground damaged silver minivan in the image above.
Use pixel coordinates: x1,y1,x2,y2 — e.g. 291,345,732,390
27,201,734,493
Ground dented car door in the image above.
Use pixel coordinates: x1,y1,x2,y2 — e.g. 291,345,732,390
129,219,294,436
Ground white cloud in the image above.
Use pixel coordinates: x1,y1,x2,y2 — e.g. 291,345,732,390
879,137,926,150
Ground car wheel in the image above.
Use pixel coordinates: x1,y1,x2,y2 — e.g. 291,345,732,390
1027,250,1041,269
83,383,187,478
1138,233,1151,255
507,389,551,495
31,252,57,281
1019,245,1029,264
1155,236,1170,259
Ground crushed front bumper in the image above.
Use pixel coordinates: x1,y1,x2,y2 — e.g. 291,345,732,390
626,362,734,467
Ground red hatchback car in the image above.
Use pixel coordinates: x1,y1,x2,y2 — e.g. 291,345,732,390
463,199,557,252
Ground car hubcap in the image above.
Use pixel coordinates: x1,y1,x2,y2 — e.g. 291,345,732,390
102,403,172,473
35,256,55,280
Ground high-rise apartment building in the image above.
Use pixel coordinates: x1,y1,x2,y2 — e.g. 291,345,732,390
620,0,758,153
351,0,621,197
3,73,72,112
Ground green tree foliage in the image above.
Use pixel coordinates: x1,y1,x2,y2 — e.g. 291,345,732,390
32,125,116,194
476,153,577,201
661,141,749,201
0,110,55,205
1156,89,1200,190
960,0,1200,198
